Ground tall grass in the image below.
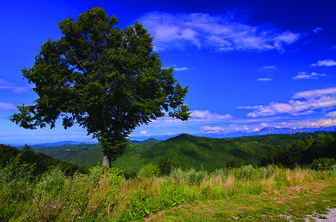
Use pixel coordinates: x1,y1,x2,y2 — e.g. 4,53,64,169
1,164,335,221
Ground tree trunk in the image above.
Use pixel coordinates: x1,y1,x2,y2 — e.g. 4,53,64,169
102,155,110,167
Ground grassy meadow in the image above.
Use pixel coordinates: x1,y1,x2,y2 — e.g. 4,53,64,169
1,164,336,221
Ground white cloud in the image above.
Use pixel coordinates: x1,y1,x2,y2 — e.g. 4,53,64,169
191,110,232,120
293,71,326,80
174,67,189,71
163,65,189,71
257,78,272,81
238,87,336,117
326,111,336,117
311,60,336,67
140,131,147,134
0,79,28,93
313,27,323,33
203,125,225,134
293,87,336,98
138,12,301,52
0,102,17,110
260,65,276,72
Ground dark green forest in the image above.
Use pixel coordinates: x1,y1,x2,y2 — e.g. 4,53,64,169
2,131,335,177
260,132,336,169
0,144,88,179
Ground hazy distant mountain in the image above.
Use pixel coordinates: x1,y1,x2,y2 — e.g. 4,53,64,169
254,126,335,135
25,126,335,147
195,126,335,139
32,141,96,147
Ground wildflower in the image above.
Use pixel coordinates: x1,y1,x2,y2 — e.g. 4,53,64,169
58,199,60,202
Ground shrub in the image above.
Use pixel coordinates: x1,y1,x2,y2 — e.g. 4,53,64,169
137,163,160,179
37,166,66,193
159,156,171,176
311,158,336,170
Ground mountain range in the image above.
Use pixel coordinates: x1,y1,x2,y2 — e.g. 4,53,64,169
26,126,335,147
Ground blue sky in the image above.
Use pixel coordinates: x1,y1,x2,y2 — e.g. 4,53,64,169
1,0,336,145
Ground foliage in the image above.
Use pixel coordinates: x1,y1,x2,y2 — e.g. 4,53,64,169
226,156,235,168
137,163,160,179
1,163,336,221
311,158,336,170
26,195,61,222
0,153,35,184
0,144,89,178
159,156,171,176
139,134,271,171
261,132,336,169
10,7,190,165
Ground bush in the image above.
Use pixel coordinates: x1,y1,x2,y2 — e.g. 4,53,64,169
137,163,160,179
311,158,336,170
37,166,66,193
159,156,171,176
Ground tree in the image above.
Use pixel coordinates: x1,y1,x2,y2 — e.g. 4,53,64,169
158,156,171,176
10,7,191,167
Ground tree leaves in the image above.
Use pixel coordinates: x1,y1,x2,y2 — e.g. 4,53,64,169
11,7,191,166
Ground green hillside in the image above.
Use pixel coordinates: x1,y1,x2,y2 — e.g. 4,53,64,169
140,134,271,170
111,134,272,172
29,132,333,172
30,138,161,168
32,143,104,167
242,131,333,148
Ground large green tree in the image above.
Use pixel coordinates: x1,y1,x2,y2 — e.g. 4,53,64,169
10,7,190,166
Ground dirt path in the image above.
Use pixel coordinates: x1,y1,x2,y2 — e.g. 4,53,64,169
306,208,336,222
143,178,336,221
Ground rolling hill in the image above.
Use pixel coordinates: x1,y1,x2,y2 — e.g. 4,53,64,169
26,132,334,173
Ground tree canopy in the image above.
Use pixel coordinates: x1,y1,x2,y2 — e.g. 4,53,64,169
10,7,191,166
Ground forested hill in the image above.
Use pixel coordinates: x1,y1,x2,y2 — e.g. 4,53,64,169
111,134,272,172
241,131,333,148
17,132,335,173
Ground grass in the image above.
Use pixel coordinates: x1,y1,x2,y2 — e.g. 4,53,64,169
1,164,336,221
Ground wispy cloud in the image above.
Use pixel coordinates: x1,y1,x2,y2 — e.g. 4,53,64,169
191,110,233,120
326,111,336,117
293,71,326,80
0,79,28,93
313,27,323,34
293,87,336,98
174,67,189,71
257,78,272,81
138,12,301,52
260,65,276,72
0,102,17,110
311,59,336,67
202,126,225,134
163,65,189,71
238,87,336,117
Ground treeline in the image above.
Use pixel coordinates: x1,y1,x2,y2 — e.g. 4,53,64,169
0,144,89,178
260,132,336,169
